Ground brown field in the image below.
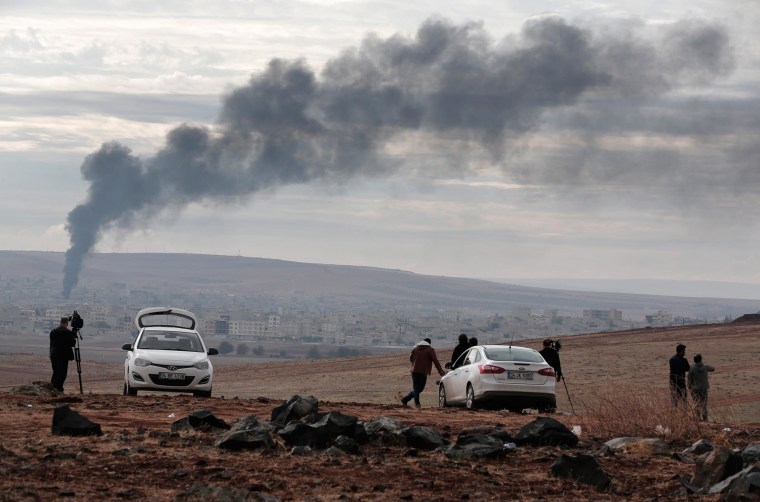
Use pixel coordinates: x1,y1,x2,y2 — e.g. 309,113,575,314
1,322,759,500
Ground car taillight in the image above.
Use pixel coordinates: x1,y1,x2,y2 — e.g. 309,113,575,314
538,368,555,377
479,364,505,374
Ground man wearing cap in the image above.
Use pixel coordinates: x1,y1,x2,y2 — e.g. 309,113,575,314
401,338,445,408
49,316,76,392
669,343,690,407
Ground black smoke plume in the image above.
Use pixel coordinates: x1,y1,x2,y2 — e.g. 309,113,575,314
62,16,732,297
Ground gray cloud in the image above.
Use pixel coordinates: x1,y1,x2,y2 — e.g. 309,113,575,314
62,16,734,296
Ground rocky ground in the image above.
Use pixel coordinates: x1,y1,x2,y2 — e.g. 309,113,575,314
1,386,759,501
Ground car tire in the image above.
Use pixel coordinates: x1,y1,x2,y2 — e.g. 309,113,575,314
465,384,476,409
123,381,137,396
193,389,212,398
438,384,447,408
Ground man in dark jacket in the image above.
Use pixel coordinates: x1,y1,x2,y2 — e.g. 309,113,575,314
49,317,76,392
450,333,469,368
688,354,715,420
401,338,445,408
539,339,562,381
669,343,690,407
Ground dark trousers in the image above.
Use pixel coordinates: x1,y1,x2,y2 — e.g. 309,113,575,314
51,357,69,392
669,374,687,407
402,372,428,406
692,388,709,420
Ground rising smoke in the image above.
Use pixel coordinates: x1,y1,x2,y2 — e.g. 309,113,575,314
62,16,733,297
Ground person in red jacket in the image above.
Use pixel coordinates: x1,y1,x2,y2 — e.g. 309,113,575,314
401,338,445,408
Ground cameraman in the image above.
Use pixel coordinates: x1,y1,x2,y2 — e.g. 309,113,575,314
49,316,76,392
539,338,563,381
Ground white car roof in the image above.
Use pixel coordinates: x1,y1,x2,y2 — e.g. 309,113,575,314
135,307,197,331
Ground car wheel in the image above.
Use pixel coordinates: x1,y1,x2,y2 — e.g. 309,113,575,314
465,384,476,409
438,384,447,408
123,381,137,396
193,389,212,398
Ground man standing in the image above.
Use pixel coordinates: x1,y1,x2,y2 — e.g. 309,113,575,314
669,343,690,407
401,338,445,409
688,354,715,420
450,333,469,368
49,316,76,392
539,339,562,381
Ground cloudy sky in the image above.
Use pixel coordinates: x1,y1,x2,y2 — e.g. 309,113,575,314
2,0,759,295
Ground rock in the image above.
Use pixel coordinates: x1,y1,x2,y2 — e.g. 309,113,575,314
550,453,611,490
458,426,512,443
270,395,318,426
364,416,404,435
171,410,230,433
278,422,329,448
445,434,510,459
172,483,280,501
401,426,448,450
602,437,669,456
51,405,102,437
12,381,59,397
689,445,744,492
290,445,312,455
741,443,760,465
333,435,360,455
310,412,358,439
514,417,578,447
708,465,760,496
683,439,713,456
215,416,276,451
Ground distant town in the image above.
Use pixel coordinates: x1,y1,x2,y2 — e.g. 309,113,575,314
0,272,730,354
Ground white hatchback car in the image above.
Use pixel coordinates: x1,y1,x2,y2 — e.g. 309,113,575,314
438,344,556,412
122,307,218,397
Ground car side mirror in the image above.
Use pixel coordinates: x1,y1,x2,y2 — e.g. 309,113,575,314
121,343,133,351
444,362,452,369
207,348,219,356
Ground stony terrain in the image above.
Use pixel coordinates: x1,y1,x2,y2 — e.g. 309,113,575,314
1,322,760,500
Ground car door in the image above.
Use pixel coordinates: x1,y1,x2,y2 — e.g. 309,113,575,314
447,348,478,403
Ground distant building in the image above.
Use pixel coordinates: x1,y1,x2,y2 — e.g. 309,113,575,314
646,310,672,326
583,309,623,322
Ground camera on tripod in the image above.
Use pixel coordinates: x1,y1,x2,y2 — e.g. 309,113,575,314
69,310,84,332
548,339,562,351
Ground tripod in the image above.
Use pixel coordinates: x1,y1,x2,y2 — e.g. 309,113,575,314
560,375,575,414
73,327,83,395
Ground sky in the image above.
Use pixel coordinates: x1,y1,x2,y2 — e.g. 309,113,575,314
1,0,760,296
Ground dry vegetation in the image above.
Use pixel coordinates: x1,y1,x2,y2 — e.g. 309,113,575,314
1,322,759,500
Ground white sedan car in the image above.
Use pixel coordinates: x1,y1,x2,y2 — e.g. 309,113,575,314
122,307,218,397
438,344,556,412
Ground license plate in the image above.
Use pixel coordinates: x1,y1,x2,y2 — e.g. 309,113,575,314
507,371,533,380
159,372,185,380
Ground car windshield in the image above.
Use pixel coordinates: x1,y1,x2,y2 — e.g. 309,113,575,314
484,347,544,363
137,331,203,352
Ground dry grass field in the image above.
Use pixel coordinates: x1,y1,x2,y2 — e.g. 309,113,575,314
1,322,759,500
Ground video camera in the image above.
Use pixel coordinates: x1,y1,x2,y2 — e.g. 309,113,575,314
548,339,562,351
69,310,84,332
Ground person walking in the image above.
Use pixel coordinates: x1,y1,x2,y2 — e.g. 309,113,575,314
450,333,469,368
401,338,445,408
539,339,563,381
49,316,76,392
688,354,715,420
669,343,690,407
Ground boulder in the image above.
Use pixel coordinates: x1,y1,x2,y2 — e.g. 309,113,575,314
459,426,512,443
708,465,760,497
514,417,578,447
270,395,318,427
602,437,669,456
445,434,511,459
215,415,276,451
171,409,230,433
550,453,611,491
400,426,448,450
278,422,329,448
688,445,744,492
333,435,361,455
741,443,760,465
683,439,713,456
51,405,102,437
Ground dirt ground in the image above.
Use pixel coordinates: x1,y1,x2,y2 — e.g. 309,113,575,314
1,323,760,500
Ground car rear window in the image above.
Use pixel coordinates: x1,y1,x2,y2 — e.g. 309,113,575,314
138,331,203,352
484,347,544,363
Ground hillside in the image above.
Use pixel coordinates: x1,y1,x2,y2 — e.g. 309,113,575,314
0,322,759,500
2,251,759,318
